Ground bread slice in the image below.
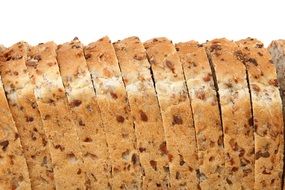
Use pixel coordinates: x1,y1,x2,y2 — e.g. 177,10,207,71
205,39,254,189
84,36,142,189
268,40,285,189
56,38,111,189
176,41,225,189
0,42,55,189
237,38,284,189
113,36,170,189
26,42,86,189
0,75,31,189
144,38,199,189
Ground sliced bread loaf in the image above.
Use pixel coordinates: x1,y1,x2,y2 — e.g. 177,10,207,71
176,41,225,189
113,36,170,189
26,42,86,190
237,38,284,189
0,42,55,189
0,74,31,190
84,37,142,189
144,38,199,189
56,38,110,189
205,39,254,189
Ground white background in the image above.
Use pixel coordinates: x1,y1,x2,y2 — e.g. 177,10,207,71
0,0,285,47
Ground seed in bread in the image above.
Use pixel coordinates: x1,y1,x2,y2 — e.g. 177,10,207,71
0,42,55,190
26,42,86,190
238,38,284,189
205,38,255,189
56,38,111,189
144,38,199,189
84,36,142,189
176,41,225,189
113,36,170,189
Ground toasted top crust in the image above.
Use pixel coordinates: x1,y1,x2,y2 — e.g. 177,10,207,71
237,38,276,84
0,42,30,92
57,39,94,99
144,38,188,107
113,36,155,93
27,42,65,102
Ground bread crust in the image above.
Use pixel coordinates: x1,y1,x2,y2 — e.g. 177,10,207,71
26,42,86,190
84,36,142,189
0,42,55,189
144,38,199,189
205,38,254,189
56,38,111,189
113,36,170,189
176,41,225,189
238,38,284,189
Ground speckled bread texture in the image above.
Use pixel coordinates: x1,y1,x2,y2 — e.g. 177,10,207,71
0,74,31,190
56,38,110,189
84,36,142,189
26,42,86,190
144,38,199,189
113,36,170,190
205,39,254,189
0,42,55,190
237,38,284,189
176,41,225,190
268,40,285,190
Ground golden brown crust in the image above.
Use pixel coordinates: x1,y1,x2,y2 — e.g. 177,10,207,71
113,36,170,189
56,38,111,189
176,41,225,189
144,38,199,189
26,42,86,190
205,38,255,189
0,42,55,190
84,36,142,189
237,38,284,189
